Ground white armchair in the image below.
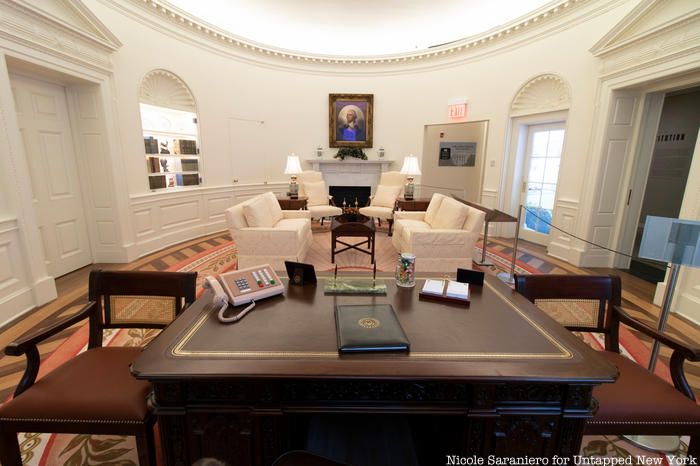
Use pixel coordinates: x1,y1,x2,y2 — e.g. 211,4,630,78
391,193,485,272
358,171,406,229
298,171,342,223
225,192,313,270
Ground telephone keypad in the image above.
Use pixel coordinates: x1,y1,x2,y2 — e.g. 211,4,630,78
235,278,251,293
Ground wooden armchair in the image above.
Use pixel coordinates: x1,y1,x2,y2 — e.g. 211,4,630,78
0,269,197,466
514,274,700,455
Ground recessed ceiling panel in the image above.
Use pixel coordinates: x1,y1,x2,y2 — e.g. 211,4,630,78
165,0,555,56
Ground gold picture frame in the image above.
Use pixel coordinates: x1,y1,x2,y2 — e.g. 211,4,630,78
329,93,373,148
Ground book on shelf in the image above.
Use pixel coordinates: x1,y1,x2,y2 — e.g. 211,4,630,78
146,156,160,174
182,174,199,186
144,137,158,154
419,279,469,305
149,175,166,190
181,158,198,172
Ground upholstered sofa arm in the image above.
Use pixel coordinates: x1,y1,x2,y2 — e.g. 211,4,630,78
394,211,426,221
409,229,476,246
234,227,305,255
282,210,312,219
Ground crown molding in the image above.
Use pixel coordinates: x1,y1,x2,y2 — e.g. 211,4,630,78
0,0,120,72
107,0,618,74
590,0,700,57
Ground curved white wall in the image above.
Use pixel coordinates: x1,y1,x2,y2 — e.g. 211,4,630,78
88,0,633,201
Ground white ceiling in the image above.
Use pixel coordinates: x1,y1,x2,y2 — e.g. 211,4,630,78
164,0,557,56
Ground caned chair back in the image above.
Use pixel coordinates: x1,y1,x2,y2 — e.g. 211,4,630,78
88,269,197,348
297,170,324,198
514,274,621,334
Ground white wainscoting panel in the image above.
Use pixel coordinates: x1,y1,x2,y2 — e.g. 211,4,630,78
0,218,34,325
128,183,286,258
546,199,583,263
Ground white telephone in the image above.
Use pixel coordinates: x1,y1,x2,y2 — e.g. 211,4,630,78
202,264,284,324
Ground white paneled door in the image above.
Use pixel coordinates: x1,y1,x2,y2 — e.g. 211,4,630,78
11,74,92,277
520,123,565,245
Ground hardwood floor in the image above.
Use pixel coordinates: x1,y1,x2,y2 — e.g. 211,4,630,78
0,232,698,403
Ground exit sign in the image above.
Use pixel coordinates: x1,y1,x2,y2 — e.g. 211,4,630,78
447,99,468,120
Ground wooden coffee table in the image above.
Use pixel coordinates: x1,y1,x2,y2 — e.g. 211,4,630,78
331,214,375,264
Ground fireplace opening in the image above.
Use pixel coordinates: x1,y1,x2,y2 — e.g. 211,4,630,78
329,186,371,208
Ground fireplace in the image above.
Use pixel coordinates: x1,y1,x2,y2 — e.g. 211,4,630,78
329,186,371,209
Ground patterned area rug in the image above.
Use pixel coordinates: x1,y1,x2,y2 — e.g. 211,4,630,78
13,234,690,464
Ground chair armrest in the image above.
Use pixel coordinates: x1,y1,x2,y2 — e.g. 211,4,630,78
612,305,700,361
282,210,311,219
394,211,426,221
5,301,95,357
5,301,95,397
613,304,700,401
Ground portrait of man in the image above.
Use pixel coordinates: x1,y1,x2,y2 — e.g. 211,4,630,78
336,105,366,142
329,94,373,148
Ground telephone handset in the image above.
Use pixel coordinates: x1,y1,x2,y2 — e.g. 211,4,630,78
203,264,284,324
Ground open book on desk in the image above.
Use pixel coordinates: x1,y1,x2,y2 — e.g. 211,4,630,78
419,279,470,305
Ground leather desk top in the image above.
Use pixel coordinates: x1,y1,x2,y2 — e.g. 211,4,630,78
132,275,617,384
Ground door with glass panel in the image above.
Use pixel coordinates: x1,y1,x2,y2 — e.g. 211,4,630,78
520,123,565,245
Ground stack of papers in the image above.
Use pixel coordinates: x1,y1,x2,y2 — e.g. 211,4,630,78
421,280,470,301
446,281,469,300
422,279,445,296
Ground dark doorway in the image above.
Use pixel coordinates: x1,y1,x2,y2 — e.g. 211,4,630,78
629,87,700,282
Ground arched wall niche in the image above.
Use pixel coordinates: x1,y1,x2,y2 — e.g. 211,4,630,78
139,69,196,113
139,69,201,191
510,74,571,117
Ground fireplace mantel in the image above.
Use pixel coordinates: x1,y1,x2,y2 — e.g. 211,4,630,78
306,159,394,194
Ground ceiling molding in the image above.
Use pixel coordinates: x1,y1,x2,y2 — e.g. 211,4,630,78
139,69,196,112
590,0,700,57
510,74,571,116
0,0,121,72
124,0,591,66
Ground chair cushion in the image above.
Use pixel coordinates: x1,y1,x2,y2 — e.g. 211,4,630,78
590,351,700,425
431,197,468,230
359,205,393,220
263,191,284,225
424,193,445,227
309,205,343,218
305,181,329,207
243,194,280,227
0,347,150,423
371,185,401,208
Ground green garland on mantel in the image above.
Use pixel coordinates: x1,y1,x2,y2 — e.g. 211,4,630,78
334,147,368,160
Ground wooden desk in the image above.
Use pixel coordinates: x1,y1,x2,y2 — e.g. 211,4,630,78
133,275,616,465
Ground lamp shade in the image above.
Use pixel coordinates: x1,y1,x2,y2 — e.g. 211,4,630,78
638,216,700,267
400,154,421,176
284,154,302,175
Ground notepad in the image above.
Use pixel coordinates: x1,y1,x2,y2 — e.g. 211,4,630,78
446,281,469,300
419,279,470,305
422,279,445,296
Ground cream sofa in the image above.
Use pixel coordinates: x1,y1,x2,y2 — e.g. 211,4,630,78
391,193,485,272
225,192,313,270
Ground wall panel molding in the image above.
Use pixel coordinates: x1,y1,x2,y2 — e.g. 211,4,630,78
128,183,287,259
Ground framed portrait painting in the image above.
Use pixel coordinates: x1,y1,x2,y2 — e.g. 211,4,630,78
329,93,373,148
